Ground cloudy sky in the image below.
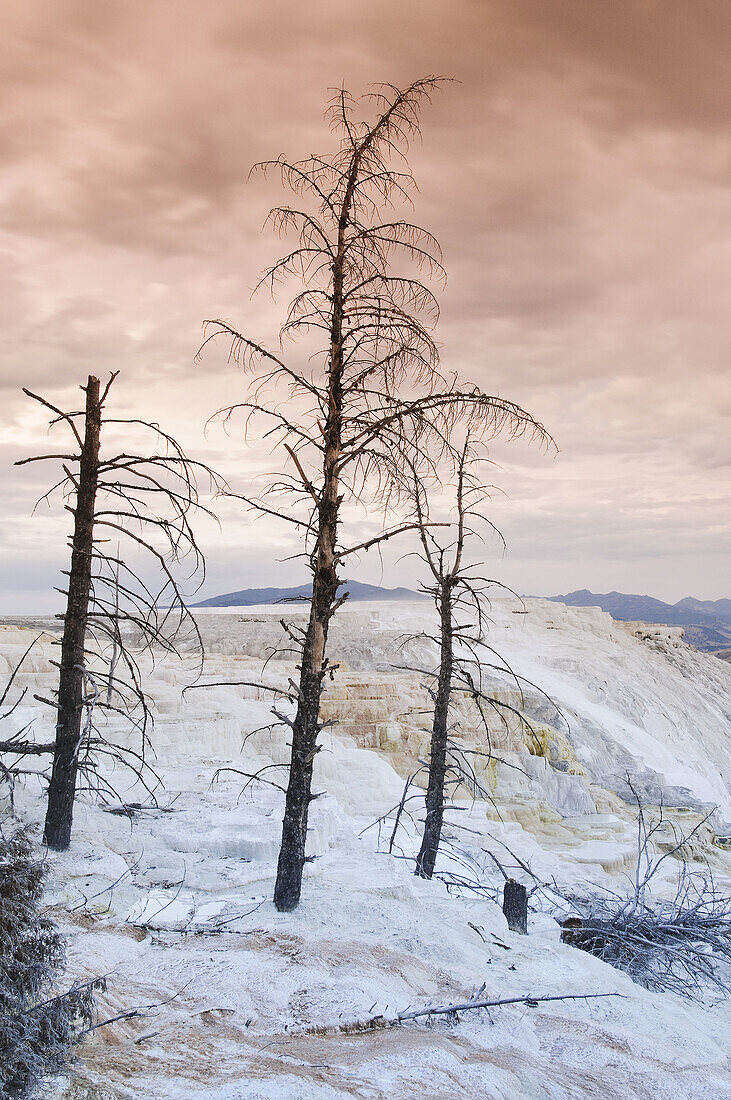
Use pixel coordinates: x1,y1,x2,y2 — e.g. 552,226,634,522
2,0,730,611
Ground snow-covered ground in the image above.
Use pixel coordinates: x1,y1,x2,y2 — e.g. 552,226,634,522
1,599,730,1099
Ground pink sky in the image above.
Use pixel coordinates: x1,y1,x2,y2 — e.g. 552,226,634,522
2,0,730,610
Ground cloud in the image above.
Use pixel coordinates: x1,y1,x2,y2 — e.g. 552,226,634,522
1,0,729,606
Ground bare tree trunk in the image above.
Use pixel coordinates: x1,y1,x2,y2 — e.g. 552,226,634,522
273,483,340,910
272,367,343,911
415,583,453,879
271,143,357,911
503,879,528,933
105,548,121,706
272,538,338,911
43,376,101,851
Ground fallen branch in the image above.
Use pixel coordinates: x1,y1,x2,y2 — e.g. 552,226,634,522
395,990,622,1022
305,991,622,1034
85,983,191,1033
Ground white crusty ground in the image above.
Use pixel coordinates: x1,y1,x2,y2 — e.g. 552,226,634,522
0,599,729,1100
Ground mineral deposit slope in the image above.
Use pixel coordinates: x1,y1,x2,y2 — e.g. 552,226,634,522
1,600,729,1099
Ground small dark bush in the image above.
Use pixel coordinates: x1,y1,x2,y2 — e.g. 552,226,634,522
0,825,100,1099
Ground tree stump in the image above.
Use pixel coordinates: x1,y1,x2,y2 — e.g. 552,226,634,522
503,879,528,934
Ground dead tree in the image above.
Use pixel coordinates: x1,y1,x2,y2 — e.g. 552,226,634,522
201,79,548,911
407,439,547,880
412,441,499,878
13,373,224,850
42,376,100,852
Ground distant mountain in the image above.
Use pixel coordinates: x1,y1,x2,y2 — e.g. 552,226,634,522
194,579,424,608
675,596,731,624
547,589,731,653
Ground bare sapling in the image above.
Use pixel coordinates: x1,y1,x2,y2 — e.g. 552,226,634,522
407,439,546,879
14,372,225,850
202,78,548,910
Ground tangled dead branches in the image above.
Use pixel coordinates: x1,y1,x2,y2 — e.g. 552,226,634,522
559,784,731,999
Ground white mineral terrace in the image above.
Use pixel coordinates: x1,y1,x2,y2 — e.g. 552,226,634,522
1,598,729,1099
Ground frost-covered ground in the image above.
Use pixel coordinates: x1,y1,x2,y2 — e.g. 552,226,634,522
1,599,730,1099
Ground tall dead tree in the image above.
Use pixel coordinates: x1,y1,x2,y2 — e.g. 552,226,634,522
202,78,548,911
13,373,224,850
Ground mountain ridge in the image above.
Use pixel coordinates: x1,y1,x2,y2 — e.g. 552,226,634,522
547,589,731,652
193,579,425,608
194,582,731,653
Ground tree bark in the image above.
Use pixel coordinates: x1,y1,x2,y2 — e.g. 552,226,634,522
415,583,453,879
272,445,341,909
43,376,101,851
503,879,528,934
272,539,338,911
